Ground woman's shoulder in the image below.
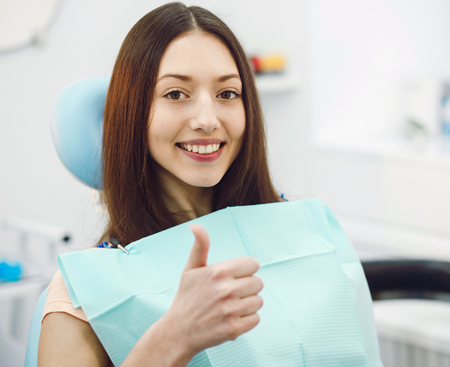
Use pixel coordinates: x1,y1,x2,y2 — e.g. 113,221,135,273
42,269,89,324
41,247,102,324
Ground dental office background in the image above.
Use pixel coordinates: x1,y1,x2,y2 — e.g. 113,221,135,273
1,0,450,366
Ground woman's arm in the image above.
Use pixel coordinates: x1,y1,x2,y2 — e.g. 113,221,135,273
38,312,111,367
38,312,193,367
121,315,195,367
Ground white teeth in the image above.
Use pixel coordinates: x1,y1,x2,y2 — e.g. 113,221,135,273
180,143,222,154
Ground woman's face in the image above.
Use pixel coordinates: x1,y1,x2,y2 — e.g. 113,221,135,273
148,32,245,188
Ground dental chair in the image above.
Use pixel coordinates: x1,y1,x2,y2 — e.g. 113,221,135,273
24,77,107,367
24,77,450,367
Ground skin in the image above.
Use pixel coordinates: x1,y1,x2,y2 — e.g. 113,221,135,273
38,32,263,367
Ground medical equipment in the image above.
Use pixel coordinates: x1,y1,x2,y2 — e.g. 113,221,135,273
363,260,450,366
51,77,109,189
0,216,71,367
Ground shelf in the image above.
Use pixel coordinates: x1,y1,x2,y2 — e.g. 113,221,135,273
315,134,450,171
255,74,299,93
339,215,450,262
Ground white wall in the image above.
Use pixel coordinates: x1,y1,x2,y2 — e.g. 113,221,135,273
307,0,450,138
2,0,449,253
306,0,450,257
0,0,311,249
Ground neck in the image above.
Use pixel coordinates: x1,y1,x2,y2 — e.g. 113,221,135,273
156,167,213,222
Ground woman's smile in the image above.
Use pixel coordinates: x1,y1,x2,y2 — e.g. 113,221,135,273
176,140,225,162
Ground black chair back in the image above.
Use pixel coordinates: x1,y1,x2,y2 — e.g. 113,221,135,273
362,260,450,301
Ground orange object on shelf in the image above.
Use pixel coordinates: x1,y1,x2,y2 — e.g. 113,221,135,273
249,54,286,74
260,54,286,73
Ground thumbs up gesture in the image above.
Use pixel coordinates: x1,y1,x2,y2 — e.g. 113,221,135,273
183,224,211,270
164,224,264,357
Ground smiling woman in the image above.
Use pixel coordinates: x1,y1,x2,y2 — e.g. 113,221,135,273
39,3,280,367
101,3,279,244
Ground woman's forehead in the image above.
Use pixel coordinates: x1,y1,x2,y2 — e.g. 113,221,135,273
157,32,240,79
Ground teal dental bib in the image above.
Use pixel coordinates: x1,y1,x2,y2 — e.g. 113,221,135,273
58,199,383,366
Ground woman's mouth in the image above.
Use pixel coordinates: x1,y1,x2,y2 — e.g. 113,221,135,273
177,142,224,154
176,142,225,162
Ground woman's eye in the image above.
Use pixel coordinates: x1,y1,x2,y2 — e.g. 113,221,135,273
165,90,187,100
218,90,239,100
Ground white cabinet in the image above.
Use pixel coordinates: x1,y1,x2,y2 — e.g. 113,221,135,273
314,136,450,259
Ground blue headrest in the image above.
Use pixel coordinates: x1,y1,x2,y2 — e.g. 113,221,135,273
51,77,110,189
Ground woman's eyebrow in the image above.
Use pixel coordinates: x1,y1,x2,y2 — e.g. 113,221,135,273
217,74,241,82
157,73,241,83
157,74,191,82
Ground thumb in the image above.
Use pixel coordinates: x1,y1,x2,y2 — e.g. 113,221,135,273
184,224,210,271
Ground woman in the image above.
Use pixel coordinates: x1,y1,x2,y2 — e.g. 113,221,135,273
39,3,280,366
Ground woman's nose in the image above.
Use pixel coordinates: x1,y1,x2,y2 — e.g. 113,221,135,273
189,94,220,132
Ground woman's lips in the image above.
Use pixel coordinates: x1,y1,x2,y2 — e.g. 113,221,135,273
177,143,224,162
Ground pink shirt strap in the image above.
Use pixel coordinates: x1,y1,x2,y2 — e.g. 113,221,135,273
41,270,89,324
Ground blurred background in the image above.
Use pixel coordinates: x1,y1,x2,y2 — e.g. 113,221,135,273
0,0,449,366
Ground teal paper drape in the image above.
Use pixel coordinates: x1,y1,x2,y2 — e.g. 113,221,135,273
59,199,383,366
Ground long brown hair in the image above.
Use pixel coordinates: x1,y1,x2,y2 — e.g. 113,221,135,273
101,2,279,245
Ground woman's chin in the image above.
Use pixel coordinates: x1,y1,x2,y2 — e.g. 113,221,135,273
185,174,224,188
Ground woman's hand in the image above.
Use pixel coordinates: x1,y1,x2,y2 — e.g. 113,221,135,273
163,224,264,357
122,225,264,367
